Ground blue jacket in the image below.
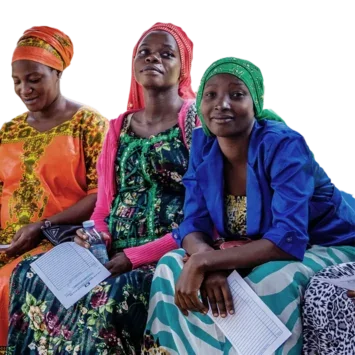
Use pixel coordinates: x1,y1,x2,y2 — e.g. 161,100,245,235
175,120,355,260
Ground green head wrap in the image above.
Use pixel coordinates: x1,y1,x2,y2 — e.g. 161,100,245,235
196,57,285,136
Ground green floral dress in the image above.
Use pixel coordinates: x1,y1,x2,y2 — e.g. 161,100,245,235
6,114,190,355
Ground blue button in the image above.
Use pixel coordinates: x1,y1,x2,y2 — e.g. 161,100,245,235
286,237,293,243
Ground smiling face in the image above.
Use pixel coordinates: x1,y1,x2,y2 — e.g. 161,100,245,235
12,60,61,112
200,73,255,138
133,30,181,90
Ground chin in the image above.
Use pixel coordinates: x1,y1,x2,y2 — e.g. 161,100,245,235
137,76,164,88
207,124,233,137
25,104,44,112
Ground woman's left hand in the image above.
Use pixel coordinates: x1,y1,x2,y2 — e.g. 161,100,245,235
105,252,133,277
6,222,43,257
175,253,208,316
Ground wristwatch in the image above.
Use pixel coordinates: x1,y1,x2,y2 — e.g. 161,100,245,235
40,219,52,230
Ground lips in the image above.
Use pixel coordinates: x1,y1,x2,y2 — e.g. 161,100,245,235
212,116,233,120
211,116,234,121
141,65,163,74
22,97,39,105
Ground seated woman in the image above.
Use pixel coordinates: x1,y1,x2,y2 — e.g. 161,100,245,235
0,26,107,350
143,57,355,355
303,261,355,354
6,23,198,354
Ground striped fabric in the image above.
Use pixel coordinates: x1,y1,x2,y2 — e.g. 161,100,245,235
145,246,355,355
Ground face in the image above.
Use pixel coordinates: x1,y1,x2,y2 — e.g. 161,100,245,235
134,31,181,90
12,60,61,112
200,73,255,138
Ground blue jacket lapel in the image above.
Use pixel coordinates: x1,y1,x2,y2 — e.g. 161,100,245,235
196,138,227,236
196,120,263,238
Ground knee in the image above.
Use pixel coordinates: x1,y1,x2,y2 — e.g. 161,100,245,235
157,249,185,269
247,260,306,296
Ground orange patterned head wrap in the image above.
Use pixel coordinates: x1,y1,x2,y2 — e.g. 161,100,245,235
12,26,73,71
127,22,195,110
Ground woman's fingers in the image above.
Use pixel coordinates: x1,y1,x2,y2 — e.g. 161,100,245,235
221,282,235,315
74,232,90,248
207,287,218,317
214,287,227,317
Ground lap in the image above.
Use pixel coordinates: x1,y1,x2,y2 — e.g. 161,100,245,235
8,254,156,354
148,246,355,355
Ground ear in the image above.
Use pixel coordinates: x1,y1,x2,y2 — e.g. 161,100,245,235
57,71,63,79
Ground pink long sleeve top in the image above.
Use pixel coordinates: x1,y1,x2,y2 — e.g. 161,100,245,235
91,100,199,268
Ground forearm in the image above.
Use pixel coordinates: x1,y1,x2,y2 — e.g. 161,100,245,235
47,194,97,225
124,233,178,269
195,239,295,272
182,232,214,255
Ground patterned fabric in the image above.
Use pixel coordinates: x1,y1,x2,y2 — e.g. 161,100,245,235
225,195,247,236
0,108,107,348
7,110,192,353
303,262,355,354
108,115,189,250
12,26,73,71
196,57,285,136
0,108,107,257
7,255,156,355
181,101,197,151
144,246,355,355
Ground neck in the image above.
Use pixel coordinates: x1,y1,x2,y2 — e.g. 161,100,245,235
217,123,254,165
31,93,67,121
141,85,184,123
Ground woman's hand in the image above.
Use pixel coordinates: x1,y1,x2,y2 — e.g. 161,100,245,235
74,228,110,248
175,253,208,316
105,252,132,277
200,271,234,318
6,222,43,257
347,290,355,299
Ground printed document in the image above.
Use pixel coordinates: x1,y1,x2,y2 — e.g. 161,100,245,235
30,242,111,309
208,270,291,355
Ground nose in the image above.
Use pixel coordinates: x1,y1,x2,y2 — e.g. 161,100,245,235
19,82,33,97
145,52,161,64
214,95,231,110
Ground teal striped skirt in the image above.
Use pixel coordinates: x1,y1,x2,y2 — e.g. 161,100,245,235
143,246,355,355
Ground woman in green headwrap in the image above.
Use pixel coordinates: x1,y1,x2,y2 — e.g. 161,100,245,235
142,57,355,354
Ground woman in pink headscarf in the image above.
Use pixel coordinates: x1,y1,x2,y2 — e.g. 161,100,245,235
7,22,199,354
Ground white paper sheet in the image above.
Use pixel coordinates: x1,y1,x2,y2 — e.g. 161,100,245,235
0,244,10,250
208,270,291,355
317,275,355,291
30,242,111,309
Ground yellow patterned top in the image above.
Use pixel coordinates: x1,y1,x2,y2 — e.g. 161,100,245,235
225,195,247,236
0,107,108,247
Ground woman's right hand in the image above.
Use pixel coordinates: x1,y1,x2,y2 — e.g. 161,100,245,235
74,229,110,249
200,271,234,318
347,290,355,299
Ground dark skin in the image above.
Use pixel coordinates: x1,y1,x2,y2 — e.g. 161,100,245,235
75,30,184,276
5,60,97,257
175,74,294,317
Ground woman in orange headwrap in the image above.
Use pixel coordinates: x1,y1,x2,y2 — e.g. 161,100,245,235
6,22,198,354
0,26,107,351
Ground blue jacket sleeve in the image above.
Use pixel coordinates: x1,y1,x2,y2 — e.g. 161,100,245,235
262,135,314,260
174,130,214,247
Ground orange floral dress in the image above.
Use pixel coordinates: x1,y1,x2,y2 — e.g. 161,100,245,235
0,107,107,349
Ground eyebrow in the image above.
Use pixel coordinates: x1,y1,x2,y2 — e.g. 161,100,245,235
204,81,245,87
139,43,176,50
12,72,41,78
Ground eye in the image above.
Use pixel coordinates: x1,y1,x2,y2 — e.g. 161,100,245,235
161,51,175,58
231,91,245,99
137,49,148,57
29,78,41,84
13,80,20,85
204,91,216,99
